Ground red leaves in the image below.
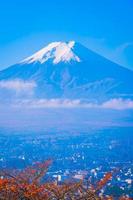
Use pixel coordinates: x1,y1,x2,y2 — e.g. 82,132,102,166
96,172,112,190
0,160,52,200
0,161,131,200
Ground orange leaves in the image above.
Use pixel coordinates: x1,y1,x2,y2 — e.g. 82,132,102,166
0,161,131,200
96,172,112,191
0,178,9,192
0,160,51,200
44,182,83,199
21,183,44,199
0,178,9,186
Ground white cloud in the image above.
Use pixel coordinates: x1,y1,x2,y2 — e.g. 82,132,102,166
0,80,36,94
13,98,133,110
101,98,133,110
15,99,82,108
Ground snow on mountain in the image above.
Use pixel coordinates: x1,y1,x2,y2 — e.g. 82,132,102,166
21,41,81,64
0,41,133,102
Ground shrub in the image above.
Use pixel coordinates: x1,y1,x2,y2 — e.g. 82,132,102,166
0,160,131,200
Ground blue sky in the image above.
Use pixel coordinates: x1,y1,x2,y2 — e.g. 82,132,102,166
0,0,133,70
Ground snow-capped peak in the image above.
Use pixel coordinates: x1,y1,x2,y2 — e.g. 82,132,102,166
21,41,81,64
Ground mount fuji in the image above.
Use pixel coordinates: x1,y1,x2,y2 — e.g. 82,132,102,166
0,41,133,103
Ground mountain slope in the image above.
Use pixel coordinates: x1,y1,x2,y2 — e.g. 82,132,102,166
0,41,133,101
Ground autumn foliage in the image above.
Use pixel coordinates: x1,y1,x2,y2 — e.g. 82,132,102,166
0,160,132,200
